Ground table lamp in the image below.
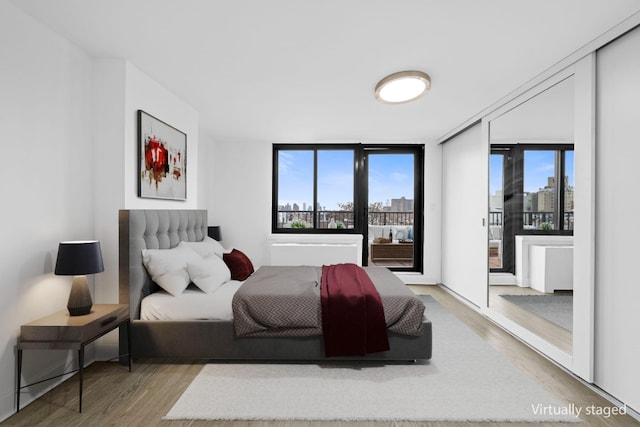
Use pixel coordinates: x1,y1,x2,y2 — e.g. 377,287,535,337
54,240,104,316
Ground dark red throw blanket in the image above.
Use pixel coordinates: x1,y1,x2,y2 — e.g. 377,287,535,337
321,263,390,357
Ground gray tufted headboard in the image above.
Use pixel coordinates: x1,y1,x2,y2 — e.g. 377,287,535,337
119,209,208,319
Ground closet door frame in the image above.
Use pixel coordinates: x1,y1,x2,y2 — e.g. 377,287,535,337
481,57,595,381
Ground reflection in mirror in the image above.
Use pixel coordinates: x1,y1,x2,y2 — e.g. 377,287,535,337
488,76,575,355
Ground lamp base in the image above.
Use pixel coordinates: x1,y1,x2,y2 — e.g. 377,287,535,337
67,276,93,316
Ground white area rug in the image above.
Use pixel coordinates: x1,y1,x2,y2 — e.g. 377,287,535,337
165,296,579,422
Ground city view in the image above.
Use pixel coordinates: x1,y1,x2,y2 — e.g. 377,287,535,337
278,197,414,229
277,151,414,229
490,150,574,230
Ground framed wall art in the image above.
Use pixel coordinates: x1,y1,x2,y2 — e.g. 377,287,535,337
138,110,187,200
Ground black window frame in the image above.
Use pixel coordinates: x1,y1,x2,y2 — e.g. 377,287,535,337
272,144,361,234
272,143,424,273
491,143,574,274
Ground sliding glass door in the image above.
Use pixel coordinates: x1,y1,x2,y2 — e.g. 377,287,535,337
273,143,424,272
364,147,423,271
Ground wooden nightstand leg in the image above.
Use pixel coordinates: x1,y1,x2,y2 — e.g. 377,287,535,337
78,346,84,413
16,348,22,412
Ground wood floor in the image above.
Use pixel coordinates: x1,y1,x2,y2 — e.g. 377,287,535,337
488,285,573,354
489,251,502,269
4,286,637,427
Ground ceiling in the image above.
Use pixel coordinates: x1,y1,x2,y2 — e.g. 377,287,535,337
10,0,640,144
490,75,574,143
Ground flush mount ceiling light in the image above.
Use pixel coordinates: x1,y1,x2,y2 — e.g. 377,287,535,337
375,70,431,104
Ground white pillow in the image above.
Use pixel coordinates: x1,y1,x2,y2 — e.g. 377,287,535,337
395,227,407,241
179,237,228,258
142,245,201,296
186,255,231,293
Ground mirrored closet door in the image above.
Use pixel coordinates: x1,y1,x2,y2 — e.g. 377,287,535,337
488,75,574,354
483,55,595,380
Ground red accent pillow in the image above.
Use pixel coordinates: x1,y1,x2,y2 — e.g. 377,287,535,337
223,249,254,281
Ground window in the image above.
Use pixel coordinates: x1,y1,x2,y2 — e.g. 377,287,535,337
522,148,574,231
274,146,355,230
523,150,558,230
490,144,574,273
273,144,424,272
563,150,575,230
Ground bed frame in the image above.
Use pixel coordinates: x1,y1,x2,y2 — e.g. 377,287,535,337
119,209,432,361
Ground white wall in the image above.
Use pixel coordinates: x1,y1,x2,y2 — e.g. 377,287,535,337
0,5,202,418
123,62,200,210
417,141,443,284
594,26,640,412
92,59,201,304
92,59,127,308
0,1,94,419
198,130,215,211
95,59,200,303
208,139,272,266
90,60,200,358
441,123,488,306
207,140,443,283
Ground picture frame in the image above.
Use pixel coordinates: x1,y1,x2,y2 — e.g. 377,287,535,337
138,110,187,200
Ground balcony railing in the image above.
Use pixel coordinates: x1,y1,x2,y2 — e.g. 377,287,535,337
368,211,414,226
277,210,414,229
489,211,503,226
489,211,574,230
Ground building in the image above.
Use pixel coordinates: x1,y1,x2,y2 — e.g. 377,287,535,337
536,188,555,212
390,197,414,212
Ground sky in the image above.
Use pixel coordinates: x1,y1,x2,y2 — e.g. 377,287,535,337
279,149,573,209
490,150,574,195
278,150,414,210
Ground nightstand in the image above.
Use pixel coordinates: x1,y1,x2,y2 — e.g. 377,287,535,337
16,304,131,413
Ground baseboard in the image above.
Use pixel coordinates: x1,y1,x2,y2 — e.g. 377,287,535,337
395,272,436,285
489,272,517,285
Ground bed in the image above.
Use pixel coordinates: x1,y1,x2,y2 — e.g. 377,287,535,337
119,209,432,361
